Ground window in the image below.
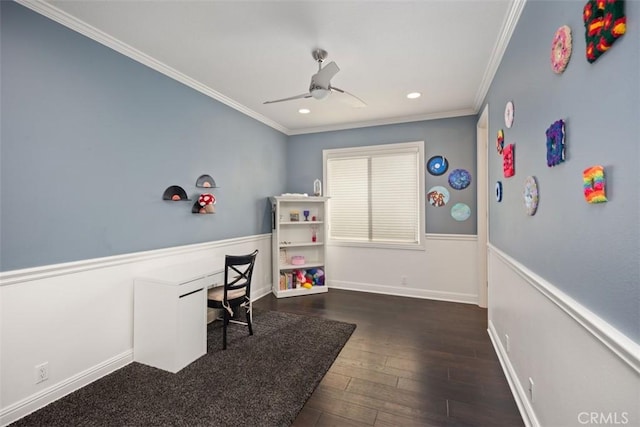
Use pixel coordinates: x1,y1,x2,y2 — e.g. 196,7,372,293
323,141,425,249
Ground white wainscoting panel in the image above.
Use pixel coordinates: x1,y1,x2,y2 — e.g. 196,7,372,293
0,234,271,426
328,234,478,304
488,244,640,427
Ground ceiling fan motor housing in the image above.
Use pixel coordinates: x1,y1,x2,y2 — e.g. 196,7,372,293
312,48,328,63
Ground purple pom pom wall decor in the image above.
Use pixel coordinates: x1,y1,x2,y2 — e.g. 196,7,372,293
546,119,566,167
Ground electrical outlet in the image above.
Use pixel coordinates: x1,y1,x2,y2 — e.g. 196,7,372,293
35,362,49,384
528,377,535,402
401,276,408,286
505,334,510,353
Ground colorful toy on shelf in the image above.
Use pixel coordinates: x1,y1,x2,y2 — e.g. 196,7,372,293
198,193,216,213
303,268,325,286
294,269,306,284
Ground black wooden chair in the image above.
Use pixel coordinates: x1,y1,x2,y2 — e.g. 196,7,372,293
207,250,258,349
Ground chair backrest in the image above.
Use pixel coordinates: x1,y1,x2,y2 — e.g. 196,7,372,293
223,250,258,302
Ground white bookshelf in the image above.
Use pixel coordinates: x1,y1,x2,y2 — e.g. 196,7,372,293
270,196,329,298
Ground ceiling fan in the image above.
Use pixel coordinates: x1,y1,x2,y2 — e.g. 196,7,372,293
263,49,366,108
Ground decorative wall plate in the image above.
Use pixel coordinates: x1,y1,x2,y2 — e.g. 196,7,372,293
162,185,189,201
496,129,504,154
503,144,515,178
546,119,566,167
196,174,217,188
551,25,573,73
495,181,503,202
451,203,471,221
448,169,472,190
427,155,449,176
427,186,450,207
523,176,539,215
583,0,626,63
504,101,515,128
583,165,607,203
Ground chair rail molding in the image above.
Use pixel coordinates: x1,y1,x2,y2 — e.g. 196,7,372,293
0,234,272,287
488,244,640,373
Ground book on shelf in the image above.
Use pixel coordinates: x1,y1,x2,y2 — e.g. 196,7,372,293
279,272,297,290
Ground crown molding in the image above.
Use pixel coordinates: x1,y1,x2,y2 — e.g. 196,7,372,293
287,108,477,136
473,0,527,111
16,0,523,137
15,0,289,135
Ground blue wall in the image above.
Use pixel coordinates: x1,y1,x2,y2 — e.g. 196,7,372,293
4,0,637,343
484,0,639,341
287,117,478,235
0,2,287,271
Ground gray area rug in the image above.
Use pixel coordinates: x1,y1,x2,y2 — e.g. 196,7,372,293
11,310,356,427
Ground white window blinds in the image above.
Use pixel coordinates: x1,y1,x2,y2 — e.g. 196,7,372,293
325,142,424,247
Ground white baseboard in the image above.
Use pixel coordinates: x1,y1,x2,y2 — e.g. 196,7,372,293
488,321,539,427
0,351,132,426
330,280,478,304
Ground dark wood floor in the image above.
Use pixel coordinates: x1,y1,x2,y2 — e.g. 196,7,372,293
254,289,523,427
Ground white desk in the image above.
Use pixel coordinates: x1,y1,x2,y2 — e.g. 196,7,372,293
133,259,224,373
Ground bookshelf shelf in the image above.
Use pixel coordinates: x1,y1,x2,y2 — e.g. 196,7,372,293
270,196,329,298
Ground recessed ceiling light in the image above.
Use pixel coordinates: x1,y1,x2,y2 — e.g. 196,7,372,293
298,108,311,114
407,92,422,99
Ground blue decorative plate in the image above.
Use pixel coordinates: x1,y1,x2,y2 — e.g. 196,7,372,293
448,169,472,190
451,203,471,221
495,181,503,202
427,155,449,176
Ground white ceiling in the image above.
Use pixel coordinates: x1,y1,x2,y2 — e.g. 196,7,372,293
23,0,524,135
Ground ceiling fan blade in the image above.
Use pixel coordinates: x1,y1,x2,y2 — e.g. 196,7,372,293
330,86,367,108
263,93,311,104
312,61,340,89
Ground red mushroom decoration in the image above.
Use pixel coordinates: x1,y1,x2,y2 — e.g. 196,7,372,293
198,193,216,213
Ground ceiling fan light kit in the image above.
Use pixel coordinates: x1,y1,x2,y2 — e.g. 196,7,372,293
264,48,366,108
311,88,330,100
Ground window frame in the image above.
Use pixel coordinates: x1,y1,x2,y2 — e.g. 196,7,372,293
323,141,426,250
